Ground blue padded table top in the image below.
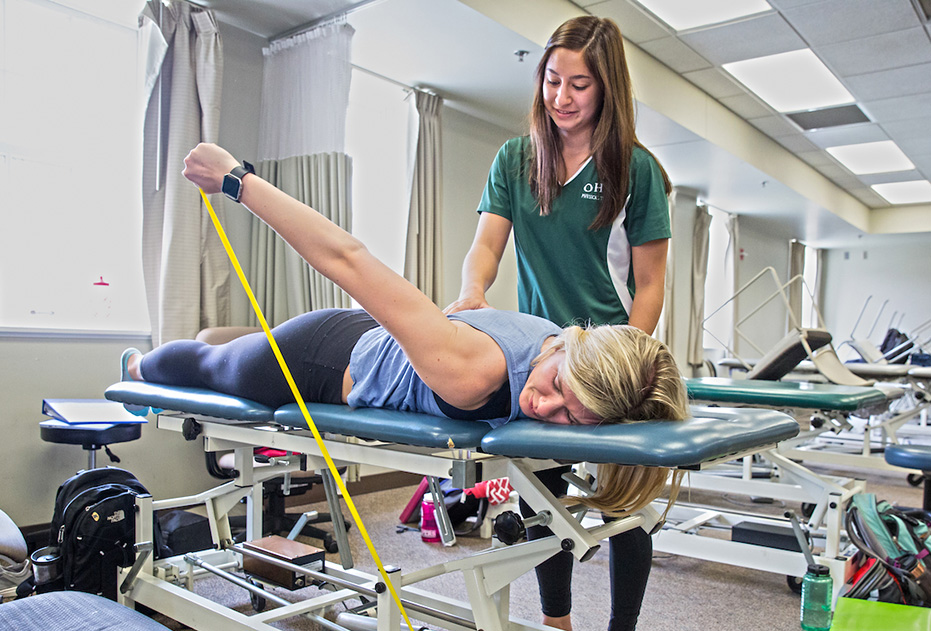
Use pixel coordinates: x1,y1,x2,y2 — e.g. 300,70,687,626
480,406,798,467
105,382,799,467
686,377,888,411
274,403,491,450
105,382,276,423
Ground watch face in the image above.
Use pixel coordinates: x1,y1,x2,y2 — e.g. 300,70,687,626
222,173,241,201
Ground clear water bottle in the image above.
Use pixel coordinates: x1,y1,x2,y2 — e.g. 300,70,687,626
800,564,833,631
420,498,441,543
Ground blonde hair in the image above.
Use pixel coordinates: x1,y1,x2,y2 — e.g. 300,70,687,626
534,324,688,515
528,16,671,230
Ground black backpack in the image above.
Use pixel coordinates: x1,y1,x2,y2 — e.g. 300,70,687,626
41,467,150,600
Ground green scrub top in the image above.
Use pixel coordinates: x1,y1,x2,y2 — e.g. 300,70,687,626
478,136,671,327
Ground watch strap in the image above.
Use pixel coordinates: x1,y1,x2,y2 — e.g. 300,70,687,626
230,160,255,180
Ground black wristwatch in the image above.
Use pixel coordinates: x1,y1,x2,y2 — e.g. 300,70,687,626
221,160,255,203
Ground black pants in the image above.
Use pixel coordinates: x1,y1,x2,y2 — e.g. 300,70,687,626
140,309,377,408
519,466,652,631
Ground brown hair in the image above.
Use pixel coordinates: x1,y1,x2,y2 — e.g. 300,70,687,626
528,15,672,230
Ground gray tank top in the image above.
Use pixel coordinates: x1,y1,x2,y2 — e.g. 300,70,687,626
347,309,562,428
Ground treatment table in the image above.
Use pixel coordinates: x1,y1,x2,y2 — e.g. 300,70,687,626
651,376,917,594
689,375,927,471
103,380,799,631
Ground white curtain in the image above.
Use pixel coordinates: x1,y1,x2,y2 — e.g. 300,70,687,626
404,91,444,304
787,239,806,328
141,0,229,346
808,247,824,328
687,206,713,369
250,19,355,324
724,213,741,353
251,154,353,325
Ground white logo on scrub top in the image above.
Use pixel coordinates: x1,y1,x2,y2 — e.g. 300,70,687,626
581,182,603,201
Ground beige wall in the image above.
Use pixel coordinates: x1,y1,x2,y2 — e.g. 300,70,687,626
440,107,519,312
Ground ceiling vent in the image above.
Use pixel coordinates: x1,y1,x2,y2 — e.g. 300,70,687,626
914,0,931,22
785,104,870,131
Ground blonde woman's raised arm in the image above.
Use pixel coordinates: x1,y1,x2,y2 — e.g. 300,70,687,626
183,143,506,407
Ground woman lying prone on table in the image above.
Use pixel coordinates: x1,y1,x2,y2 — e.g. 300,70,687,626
121,143,688,515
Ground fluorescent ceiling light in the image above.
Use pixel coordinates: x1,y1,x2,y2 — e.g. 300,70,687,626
826,141,915,175
723,49,854,113
871,180,931,205
636,0,772,31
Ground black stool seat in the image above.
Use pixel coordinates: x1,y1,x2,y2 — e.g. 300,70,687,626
40,419,141,468
885,445,931,471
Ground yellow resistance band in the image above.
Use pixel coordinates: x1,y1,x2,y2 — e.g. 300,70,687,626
199,188,415,630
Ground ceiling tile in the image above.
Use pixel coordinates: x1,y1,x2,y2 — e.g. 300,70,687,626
912,152,931,174
804,122,888,149
797,150,836,168
588,0,671,44
767,0,824,8
781,0,919,46
847,186,891,208
775,133,820,153
861,92,931,122
844,63,931,101
818,28,931,78
883,116,931,141
638,36,710,73
817,163,867,189
681,67,746,98
749,114,801,137
858,170,925,186
719,93,774,119
679,13,805,65
884,116,931,156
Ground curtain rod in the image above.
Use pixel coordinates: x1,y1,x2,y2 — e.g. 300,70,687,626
270,0,384,44
183,0,436,97
351,63,436,97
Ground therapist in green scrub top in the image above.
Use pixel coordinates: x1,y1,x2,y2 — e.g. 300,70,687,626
446,15,673,631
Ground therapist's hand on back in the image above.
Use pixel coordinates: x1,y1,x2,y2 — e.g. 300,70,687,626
443,294,492,315
182,143,240,194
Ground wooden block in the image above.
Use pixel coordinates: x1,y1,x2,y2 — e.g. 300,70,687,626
242,535,325,590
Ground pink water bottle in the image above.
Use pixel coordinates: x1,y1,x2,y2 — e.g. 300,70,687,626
420,498,441,543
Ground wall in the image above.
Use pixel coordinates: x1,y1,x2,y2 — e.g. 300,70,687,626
440,107,520,311
821,237,931,362
0,23,265,528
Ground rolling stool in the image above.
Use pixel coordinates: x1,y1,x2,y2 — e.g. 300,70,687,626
39,420,141,469
884,445,931,510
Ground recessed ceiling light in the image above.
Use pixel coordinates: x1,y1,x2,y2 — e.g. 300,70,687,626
871,180,931,204
826,141,915,175
723,49,854,113
636,0,772,31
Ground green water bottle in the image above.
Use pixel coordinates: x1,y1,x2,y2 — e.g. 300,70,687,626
800,564,833,631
